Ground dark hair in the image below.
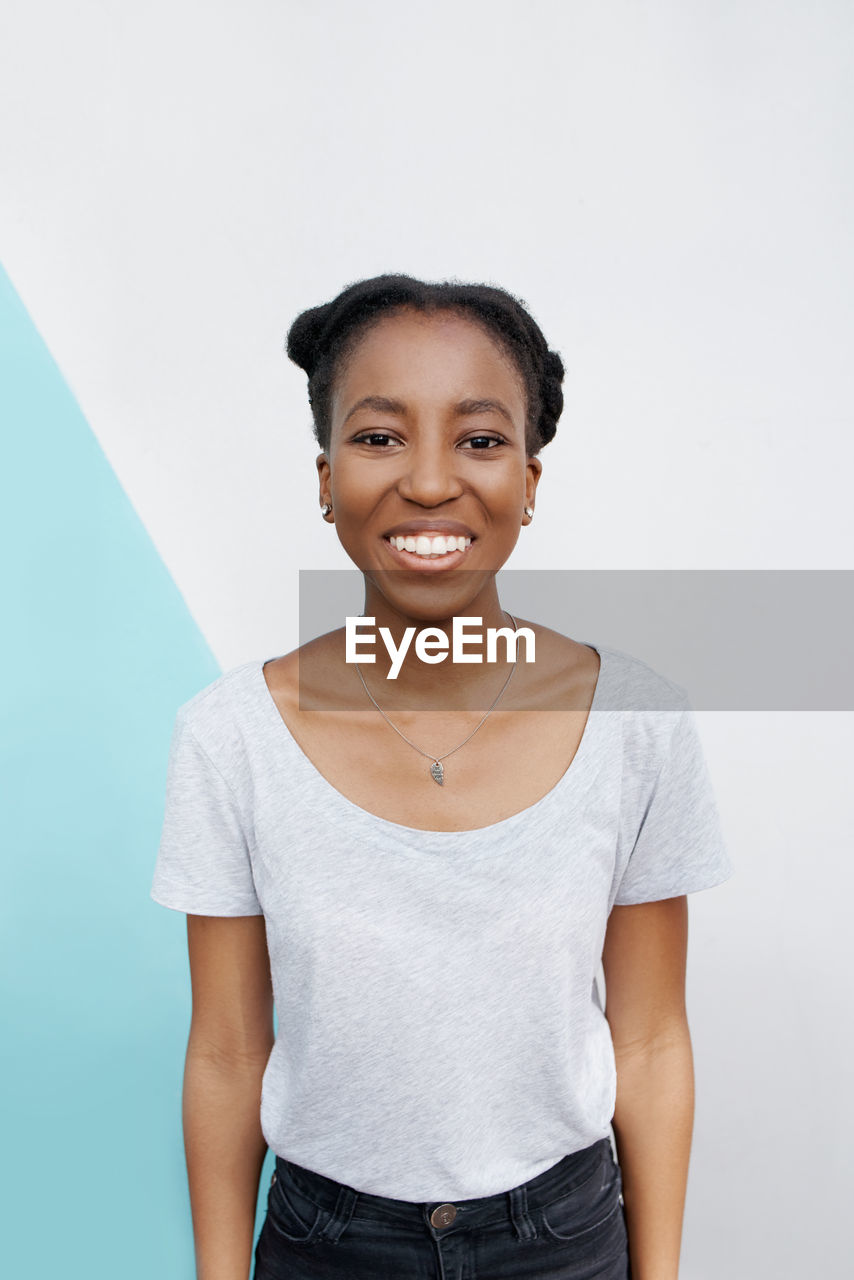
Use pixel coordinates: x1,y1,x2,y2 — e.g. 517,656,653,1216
285,273,565,457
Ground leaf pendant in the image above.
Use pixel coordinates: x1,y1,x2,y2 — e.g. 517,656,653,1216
430,760,444,786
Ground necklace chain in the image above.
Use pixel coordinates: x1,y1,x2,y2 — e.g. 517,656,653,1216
352,611,518,785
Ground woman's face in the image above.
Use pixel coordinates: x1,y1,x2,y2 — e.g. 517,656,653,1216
316,308,542,619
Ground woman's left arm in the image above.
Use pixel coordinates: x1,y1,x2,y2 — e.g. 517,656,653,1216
601,895,694,1280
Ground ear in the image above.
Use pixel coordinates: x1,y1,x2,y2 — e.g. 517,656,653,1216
316,453,331,508
525,456,543,509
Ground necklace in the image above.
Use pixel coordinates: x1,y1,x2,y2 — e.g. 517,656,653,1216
352,611,519,786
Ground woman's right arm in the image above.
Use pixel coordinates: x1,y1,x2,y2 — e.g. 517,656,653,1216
184,914,275,1280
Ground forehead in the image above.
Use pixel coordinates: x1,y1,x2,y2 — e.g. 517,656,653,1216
331,309,526,417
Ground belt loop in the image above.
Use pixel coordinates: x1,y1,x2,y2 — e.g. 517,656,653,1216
507,1183,538,1241
318,1184,359,1243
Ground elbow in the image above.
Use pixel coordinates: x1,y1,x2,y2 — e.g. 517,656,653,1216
610,1022,695,1127
186,1021,275,1074
610,1013,692,1067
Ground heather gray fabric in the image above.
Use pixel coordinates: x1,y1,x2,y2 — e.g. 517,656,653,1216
151,642,733,1201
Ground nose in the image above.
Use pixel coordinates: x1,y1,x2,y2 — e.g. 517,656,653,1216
395,435,464,506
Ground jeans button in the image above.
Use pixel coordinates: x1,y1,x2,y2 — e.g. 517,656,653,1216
430,1203,457,1228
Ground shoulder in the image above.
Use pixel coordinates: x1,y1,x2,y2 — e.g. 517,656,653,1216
595,642,689,712
259,647,299,710
589,644,695,784
174,659,264,773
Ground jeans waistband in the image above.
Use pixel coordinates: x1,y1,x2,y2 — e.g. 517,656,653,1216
274,1136,613,1228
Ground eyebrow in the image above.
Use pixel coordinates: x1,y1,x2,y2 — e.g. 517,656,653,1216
343,396,408,424
343,395,515,427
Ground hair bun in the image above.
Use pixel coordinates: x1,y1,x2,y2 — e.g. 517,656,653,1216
285,303,333,377
537,349,565,446
543,350,565,383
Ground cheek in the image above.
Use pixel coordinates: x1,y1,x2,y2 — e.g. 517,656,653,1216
487,470,529,508
330,469,383,505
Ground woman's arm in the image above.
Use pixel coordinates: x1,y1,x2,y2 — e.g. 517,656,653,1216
184,914,275,1280
601,896,694,1280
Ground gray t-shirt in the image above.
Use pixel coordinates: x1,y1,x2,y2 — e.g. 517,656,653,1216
150,641,733,1201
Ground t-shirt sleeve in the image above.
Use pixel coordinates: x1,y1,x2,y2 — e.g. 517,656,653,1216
613,700,734,905
150,706,264,916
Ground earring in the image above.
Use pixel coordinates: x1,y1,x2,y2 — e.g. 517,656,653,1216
524,506,534,519
321,504,332,517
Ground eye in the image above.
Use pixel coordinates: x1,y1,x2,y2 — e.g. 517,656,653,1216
352,432,398,447
463,435,506,449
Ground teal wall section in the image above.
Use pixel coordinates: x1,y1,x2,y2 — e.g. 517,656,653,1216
0,263,274,1277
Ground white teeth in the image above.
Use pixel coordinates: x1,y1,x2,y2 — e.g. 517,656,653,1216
388,534,472,557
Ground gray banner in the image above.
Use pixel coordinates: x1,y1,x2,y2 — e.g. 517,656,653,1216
297,569,854,710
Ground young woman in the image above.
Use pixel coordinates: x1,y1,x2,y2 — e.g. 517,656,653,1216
151,274,733,1280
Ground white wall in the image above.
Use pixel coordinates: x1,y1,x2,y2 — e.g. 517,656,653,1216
2,2,851,1274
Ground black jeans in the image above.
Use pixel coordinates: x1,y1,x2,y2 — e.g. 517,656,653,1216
253,1135,630,1279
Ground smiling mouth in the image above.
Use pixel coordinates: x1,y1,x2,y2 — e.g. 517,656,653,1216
382,534,475,569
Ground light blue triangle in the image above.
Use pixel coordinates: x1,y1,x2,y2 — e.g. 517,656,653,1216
0,262,273,1277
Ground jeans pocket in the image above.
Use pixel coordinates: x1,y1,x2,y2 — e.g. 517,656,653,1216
265,1165,328,1246
539,1143,626,1251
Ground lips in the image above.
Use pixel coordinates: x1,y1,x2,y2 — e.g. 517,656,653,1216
382,520,476,539
382,535,474,572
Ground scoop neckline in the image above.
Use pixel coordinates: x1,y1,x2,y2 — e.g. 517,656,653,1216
252,641,610,840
